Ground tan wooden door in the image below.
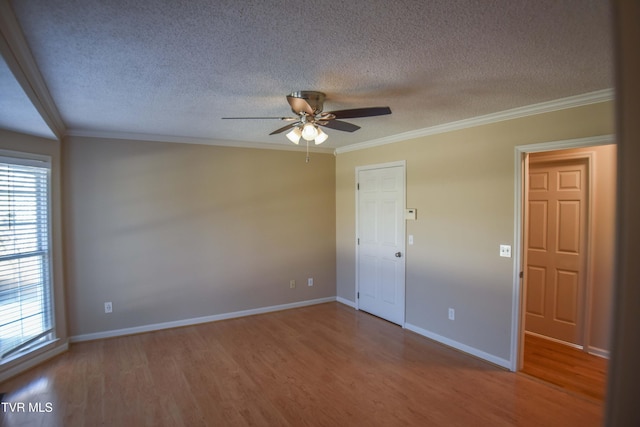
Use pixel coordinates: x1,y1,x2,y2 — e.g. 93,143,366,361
525,158,588,345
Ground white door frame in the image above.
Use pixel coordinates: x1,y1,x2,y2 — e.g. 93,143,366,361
509,134,614,371
355,160,406,326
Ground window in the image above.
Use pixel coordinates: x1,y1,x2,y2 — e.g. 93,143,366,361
0,155,54,362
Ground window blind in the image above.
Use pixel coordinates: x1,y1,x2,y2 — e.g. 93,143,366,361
0,157,54,361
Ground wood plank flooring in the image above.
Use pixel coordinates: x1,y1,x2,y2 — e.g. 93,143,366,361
521,333,608,401
1,303,602,426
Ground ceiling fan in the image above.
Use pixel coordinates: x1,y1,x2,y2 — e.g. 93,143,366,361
222,91,391,145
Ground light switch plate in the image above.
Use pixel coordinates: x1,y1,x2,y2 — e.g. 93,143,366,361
499,245,512,258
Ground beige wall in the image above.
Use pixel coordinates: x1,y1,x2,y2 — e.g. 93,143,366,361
0,129,67,375
336,101,615,361
529,145,616,353
63,137,335,337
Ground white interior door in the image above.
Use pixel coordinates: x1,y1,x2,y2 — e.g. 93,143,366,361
357,164,405,325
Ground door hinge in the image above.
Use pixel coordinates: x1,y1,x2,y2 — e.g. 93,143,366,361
357,183,359,190
357,238,360,245
357,292,360,299
519,271,524,279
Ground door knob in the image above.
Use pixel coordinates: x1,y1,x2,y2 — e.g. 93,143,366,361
395,252,402,258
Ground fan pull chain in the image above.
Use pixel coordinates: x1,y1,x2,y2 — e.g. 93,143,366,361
306,140,310,163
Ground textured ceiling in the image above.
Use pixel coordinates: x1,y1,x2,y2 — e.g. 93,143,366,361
1,0,613,150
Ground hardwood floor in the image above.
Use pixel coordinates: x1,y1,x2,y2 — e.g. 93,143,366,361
1,303,602,426
521,333,608,401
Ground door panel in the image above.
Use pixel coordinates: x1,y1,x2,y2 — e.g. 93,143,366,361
557,201,580,253
381,200,399,244
526,266,546,316
380,258,397,303
357,165,405,325
360,255,377,299
525,158,587,344
528,201,548,250
555,270,579,323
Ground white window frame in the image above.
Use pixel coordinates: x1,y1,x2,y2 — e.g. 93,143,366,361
0,150,55,363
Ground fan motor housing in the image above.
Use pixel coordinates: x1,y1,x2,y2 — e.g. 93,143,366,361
289,91,325,114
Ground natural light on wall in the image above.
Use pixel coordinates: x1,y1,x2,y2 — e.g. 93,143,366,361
0,155,54,363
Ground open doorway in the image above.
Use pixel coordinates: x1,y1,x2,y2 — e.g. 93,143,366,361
512,137,616,401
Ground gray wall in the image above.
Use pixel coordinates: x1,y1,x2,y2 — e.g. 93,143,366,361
336,101,615,362
63,137,336,337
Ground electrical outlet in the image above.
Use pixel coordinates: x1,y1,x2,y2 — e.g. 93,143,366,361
448,308,455,320
289,280,296,289
499,244,512,258
104,302,113,313
307,277,313,286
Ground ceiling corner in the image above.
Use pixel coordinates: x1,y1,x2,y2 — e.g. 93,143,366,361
0,0,65,140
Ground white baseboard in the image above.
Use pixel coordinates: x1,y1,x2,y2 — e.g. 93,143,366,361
404,323,511,370
336,296,356,308
0,341,69,383
587,346,610,359
526,331,610,359
525,330,583,349
70,297,336,343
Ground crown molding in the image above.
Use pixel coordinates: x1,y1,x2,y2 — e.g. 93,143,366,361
64,129,335,154
66,87,613,156
515,134,615,153
0,1,65,140
335,89,615,154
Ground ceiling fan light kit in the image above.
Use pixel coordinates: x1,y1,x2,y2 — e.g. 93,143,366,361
301,122,319,141
222,90,391,160
314,127,328,145
286,127,302,144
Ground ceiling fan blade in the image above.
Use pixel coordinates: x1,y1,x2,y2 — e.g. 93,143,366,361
287,95,315,115
326,107,392,119
222,116,295,120
269,122,298,135
320,120,361,133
